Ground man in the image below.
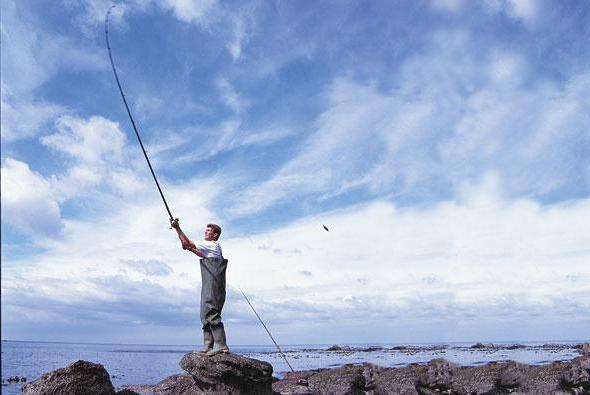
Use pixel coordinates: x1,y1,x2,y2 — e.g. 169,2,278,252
170,218,230,356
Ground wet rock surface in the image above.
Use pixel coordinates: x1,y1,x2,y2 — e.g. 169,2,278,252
180,351,274,394
272,355,590,394
22,360,116,395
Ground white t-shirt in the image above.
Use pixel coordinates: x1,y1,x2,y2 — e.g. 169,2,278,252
194,240,223,258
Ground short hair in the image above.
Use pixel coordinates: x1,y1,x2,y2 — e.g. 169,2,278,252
207,223,222,240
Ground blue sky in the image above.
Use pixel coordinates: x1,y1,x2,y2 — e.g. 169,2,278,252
2,0,589,346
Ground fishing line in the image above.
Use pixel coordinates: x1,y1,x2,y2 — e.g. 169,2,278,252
239,288,295,373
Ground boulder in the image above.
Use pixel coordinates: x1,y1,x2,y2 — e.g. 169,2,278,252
326,345,353,351
452,362,502,394
272,370,318,394
116,384,154,394
416,358,457,394
367,363,426,394
470,342,495,349
487,360,569,394
560,356,590,392
180,351,273,394
151,373,202,394
22,360,115,395
306,364,366,394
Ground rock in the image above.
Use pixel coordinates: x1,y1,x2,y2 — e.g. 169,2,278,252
561,356,590,391
360,346,383,352
22,360,115,395
117,374,203,395
470,342,495,349
326,345,353,351
117,384,154,394
370,363,427,394
152,374,202,394
272,370,318,394
390,345,409,351
180,351,273,394
307,364,366,394
506,343,526,350
494,360,568,393
496,361,530,391
580,343,590,356
452,363,502,394
416,358,456,394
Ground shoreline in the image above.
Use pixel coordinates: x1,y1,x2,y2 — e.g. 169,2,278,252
4,342,589,394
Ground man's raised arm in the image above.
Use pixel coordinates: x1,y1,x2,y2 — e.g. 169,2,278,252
170,218,201,256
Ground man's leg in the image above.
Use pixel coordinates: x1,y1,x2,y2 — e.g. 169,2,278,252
197,325,214,355
206,323,229,356
200,258,229,356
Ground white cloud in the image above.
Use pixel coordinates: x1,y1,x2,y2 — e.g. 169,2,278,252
161,0,218,24
505,0,540,24
230,31,590,216
0,99,66,142
216,78,247,114
3,170,589,342
226,187,590,330
0,0,105,142
42,116,127,165
1,159,62,237
40,115,149,200
436,0,547,27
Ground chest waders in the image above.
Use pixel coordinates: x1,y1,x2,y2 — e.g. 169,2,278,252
199,257,230,356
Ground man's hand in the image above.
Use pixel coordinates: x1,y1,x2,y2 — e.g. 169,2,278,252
170,218,180,230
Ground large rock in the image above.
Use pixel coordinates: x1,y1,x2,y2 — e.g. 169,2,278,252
180,351,273,394
452,362,503,394
416,358,456,394
22,360,115,395
496,361,569,394
369,363,426,395
306,364,366,394
560,356,590,392
152,374,202,394
272,370,318,395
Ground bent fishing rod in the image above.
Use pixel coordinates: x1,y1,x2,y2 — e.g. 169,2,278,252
105,5,173,221
105,6,294,372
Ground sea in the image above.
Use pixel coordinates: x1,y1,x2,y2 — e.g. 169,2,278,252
1,340,585,394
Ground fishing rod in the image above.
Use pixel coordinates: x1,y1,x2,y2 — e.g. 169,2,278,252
105,5,173,221
105,7,295,372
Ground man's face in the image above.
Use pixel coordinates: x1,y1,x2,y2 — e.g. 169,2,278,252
204,226,217,241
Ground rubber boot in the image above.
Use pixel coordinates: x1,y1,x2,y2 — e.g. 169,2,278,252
197,327,214,356
206,324,229,356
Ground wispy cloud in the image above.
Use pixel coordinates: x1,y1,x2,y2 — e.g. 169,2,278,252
230,29,590,216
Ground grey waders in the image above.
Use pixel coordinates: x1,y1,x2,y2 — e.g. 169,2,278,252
197,327,214,355
199,257,230,356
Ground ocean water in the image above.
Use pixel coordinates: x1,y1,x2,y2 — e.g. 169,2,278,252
1,340,584,394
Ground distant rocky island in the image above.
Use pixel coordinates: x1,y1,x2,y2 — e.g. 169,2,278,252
18,343,590,394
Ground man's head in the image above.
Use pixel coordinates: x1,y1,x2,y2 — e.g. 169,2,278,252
204,223,222,241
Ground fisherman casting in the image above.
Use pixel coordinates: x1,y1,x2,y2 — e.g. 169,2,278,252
106,7,292,367
171,219,230,356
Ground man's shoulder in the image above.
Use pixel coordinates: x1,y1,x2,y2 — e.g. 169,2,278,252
198,240,221,248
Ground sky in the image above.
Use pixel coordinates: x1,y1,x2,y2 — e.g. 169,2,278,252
1,0,589,346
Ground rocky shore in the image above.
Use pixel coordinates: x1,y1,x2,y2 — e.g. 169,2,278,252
19,343,590,394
